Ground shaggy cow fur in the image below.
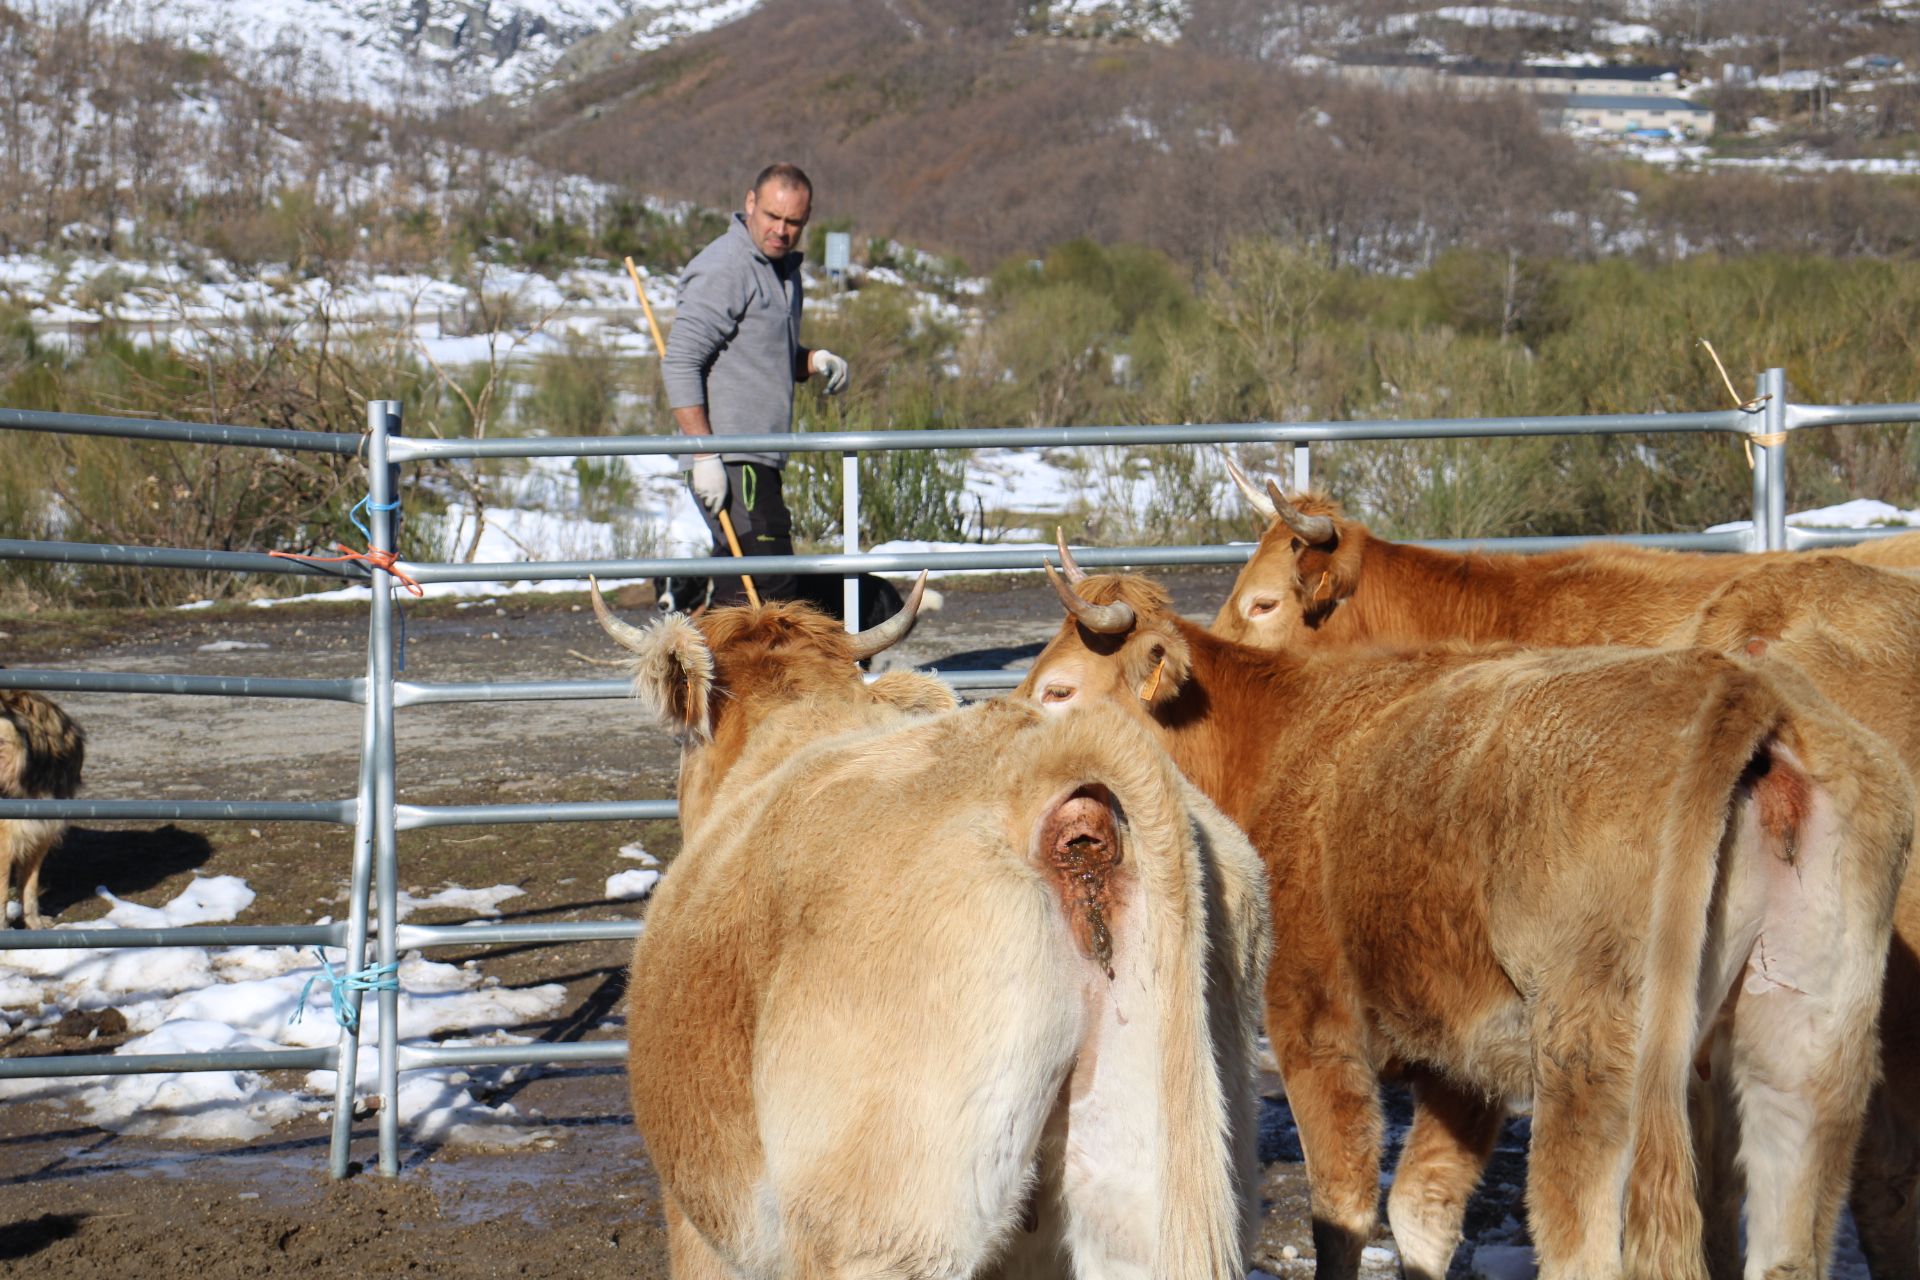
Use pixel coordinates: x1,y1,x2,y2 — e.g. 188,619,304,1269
1021,572,1914,1280
1834,530,1920,571
0,688,84,929
1218,492,1920,1279
593,586,1272,1279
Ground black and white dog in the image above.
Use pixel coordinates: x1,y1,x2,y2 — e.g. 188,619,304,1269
652,573,940,631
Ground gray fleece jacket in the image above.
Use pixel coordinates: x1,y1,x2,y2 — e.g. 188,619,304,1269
661,212,809,468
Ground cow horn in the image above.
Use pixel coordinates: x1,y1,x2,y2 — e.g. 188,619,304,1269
589,575,652,652
1224,457,1279,521
1054,528,1088,584
1045,562,1135,634
1266,480,1335,545
848,571,929,660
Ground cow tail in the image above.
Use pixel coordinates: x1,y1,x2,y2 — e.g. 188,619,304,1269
1621,667,1783,1280
1023,708,1247,1279
1130,761,1252,1279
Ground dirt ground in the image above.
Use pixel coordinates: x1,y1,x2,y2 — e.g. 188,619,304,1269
0,568,1536,1278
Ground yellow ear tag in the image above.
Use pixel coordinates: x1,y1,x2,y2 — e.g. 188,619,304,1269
1139,655,1167,703
1314,570,1332,602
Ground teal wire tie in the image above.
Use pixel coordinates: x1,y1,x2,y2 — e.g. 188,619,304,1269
291,949,401,1034
348,495,402,545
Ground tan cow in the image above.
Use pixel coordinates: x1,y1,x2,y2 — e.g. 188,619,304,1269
0,688,85,929
1832,529,1920,570
1217,475,1920,1278
590,577,1272,1279
1019,559,1913,1280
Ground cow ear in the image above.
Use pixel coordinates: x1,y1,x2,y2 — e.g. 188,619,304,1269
1296,523,1364,611
625,614,717,742
1126,629,1192,710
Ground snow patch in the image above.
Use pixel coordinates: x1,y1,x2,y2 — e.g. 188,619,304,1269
0,878,567,1144
396,884,526,920
605,869,661,900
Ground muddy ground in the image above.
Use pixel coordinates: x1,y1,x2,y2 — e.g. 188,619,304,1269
0,569,1537,1278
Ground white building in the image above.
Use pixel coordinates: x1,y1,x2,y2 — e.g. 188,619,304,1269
1330,57,1712,136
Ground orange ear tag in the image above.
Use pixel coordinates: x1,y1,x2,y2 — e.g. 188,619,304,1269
1139,655,1167,702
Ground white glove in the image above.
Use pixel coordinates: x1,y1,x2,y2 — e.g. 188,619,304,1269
691,453,728,514
811,348,849,395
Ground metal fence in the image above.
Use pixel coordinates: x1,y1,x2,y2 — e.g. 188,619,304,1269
1,368,1917,1179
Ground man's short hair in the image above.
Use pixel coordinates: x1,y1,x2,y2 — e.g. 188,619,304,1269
753,163,813,199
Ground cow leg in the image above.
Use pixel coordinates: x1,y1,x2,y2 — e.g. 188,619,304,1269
1689,1034,1746,1280
665,1197,738,1280
1525,981,1640,1280
1281,1055,1384,1280
1724,779,1889,1280
1856,900,1920,1280
1851,1084,1920,1280
1386,1073,1503,1280
1728,984,1879,1280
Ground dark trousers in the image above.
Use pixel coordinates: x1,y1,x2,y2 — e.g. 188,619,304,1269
692,461,796,606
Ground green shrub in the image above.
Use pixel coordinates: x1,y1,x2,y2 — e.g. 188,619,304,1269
782,285,971,547
0,315,466,605
520,335,624,437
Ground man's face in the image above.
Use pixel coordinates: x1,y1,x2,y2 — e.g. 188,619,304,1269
743,180,811,259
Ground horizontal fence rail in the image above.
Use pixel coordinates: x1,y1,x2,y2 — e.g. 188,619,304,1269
0,1046,335,1081
0,406,365,454
0,920,641,952
384,408,1766,463
0,799,357,823
0,669,364,701
4,373,1920,1180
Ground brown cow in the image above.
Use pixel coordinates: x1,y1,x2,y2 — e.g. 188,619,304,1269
0,688,85,929
1217,475,1920,1278
1211,470,1919,655
1019,560,1913,1280
590,576,1272,1279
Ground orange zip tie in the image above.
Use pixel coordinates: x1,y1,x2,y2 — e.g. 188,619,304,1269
1139,655,1167,702
269,545,426,597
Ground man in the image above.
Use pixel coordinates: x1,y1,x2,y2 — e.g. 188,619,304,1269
660,162,849,607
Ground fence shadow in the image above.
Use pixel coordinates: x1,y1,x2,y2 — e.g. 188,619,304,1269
916,640,1044,672
39,824,215,920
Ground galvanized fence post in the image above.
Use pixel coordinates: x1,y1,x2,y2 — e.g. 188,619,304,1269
365,400,405,1175
842,451,860,632
1293,443,1310,494
328,403,390,1178
1761,367,1789,552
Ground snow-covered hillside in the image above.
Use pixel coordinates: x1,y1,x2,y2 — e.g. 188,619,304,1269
43,0,768,102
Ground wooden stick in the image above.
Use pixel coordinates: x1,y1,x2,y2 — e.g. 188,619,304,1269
625,255,760,607
716,509,760,608
623,256,670,358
